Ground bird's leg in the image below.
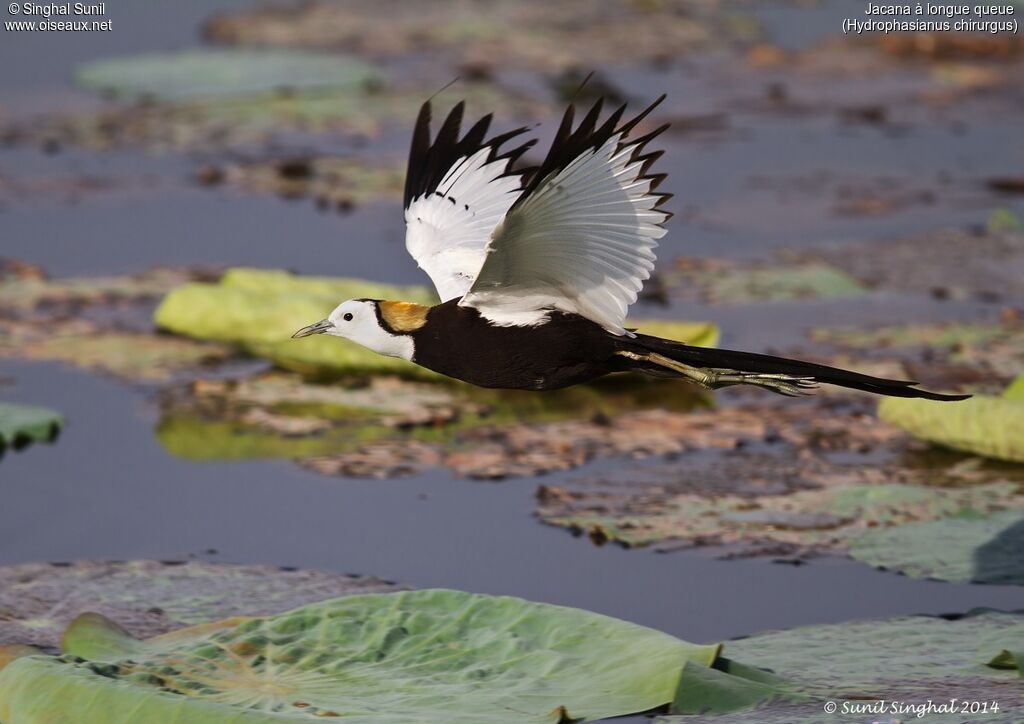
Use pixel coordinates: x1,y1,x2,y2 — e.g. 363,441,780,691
619,351,818,397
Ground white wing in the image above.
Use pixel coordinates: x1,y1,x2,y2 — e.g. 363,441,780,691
403,102,534,302
460,97,672,335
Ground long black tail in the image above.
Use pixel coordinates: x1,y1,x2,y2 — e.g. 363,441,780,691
626,334,970,401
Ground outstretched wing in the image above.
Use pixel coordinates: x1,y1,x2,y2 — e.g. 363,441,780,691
459,97,671,335
404,101,535,302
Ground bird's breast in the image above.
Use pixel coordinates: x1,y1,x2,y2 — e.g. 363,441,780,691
410,300,617,389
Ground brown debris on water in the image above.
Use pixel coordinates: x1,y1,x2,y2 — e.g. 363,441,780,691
202,0,752,74
0,265,236,380
534,396,1024,558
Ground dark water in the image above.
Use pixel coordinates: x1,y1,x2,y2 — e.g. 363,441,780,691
2,4,1024,721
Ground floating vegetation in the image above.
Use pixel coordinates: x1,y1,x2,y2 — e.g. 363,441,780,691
850,510,1024,585
879,393,1024,464
535,395,1024,562
0,402,63,454
663,609,1024,723
1,52,538,152
0,265,235,381
202,0,759,73
0,560,401,651
77,50,382,102
0,589,720,723
666,257,867,305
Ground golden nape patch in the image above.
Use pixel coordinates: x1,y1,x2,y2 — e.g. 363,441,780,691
379,300,429,333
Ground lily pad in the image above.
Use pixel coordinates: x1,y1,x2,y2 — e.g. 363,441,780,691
0,560,401,650
850,510,1024,585
0,589,720,723
77,50,381,102
155,268,719,379
667,258,867,305
878,394,1024,463
663,609,1024,723
0,402,62,451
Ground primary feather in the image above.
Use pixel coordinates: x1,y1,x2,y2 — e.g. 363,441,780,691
403,102,535,302
460,96,672,335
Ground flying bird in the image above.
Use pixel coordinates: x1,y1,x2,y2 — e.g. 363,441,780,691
294,97,966,401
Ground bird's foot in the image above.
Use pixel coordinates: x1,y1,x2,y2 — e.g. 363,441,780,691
703,368,818,397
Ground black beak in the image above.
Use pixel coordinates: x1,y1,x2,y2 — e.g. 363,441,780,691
291,318,334,338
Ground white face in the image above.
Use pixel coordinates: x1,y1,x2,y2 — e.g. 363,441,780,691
311,299,414,361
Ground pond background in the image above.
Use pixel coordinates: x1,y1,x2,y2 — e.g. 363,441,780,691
2,0,1023,665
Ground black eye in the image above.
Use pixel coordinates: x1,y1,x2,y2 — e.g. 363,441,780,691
343,313,354,322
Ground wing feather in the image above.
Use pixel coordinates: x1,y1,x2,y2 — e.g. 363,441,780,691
461,97,672,334
403,101,535,302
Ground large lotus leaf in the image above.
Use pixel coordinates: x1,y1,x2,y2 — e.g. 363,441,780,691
77,50,381,102
0,589,720,723
0,402,62,450
671,658,800,716
155,268,719,378
0,560,401,650
849,510,1024,585
662,609,1024,723
878,395,1024,463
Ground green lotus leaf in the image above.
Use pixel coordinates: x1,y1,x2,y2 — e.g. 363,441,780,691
77,50,381,102
0,402,63,450
155,268,719,378
878,395,1024,463
671,658,799,715
662,609,1024,723
0,560,400,650
849,509,1024,585
0,589,720,723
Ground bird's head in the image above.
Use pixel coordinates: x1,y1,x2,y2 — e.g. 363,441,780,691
291,299,425,361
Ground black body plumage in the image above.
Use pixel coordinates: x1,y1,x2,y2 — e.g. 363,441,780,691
410,301,968,400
